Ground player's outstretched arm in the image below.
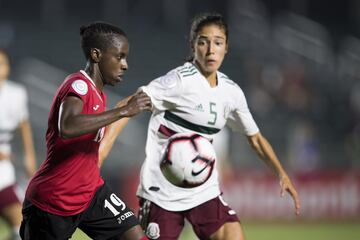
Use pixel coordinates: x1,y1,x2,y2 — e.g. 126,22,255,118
247,132,301,215
59,91,152,139
98,95,134,167
98,117,129,167
20,119,37,177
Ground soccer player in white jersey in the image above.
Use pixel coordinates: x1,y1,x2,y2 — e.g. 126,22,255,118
101,13,301,240
0,49,36,240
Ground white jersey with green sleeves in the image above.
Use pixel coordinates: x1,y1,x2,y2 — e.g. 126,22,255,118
137,62,259,211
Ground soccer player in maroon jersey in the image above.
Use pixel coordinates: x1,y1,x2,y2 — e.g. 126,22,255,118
20,22,151,240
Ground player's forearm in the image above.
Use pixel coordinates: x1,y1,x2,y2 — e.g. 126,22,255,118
60,106,133,139
61,92,151,139
20,121,37,175
98,117,129,167
248,133,286,177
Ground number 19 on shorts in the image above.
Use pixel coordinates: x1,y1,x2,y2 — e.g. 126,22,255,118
104,193,126,216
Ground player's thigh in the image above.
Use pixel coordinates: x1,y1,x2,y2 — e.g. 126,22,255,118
0,185,22,226
186,195,241,240
138,198,184,240
210,221,245,240
119,225,147,240
1,202,22,226
80,183,143,240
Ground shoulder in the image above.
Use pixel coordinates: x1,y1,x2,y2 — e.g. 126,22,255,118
5,80,27,96
63,72,91,96
175,62,197,79
217,72,248,104
152,65,184,89
6,80,25,89
65,72,89,84
218,71,243,92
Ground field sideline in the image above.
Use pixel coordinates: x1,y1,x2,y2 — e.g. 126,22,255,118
1,219,359,240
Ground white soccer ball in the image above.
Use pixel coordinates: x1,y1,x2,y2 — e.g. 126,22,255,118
160,132,216,188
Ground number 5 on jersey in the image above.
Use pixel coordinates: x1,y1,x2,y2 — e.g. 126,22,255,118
207,102,217,125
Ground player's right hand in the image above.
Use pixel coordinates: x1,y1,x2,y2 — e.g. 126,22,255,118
280,174,301,215
122,91,152,117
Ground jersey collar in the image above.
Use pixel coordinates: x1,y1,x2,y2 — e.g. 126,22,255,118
79,70,104,102
79,70,97,88
188,62,221,89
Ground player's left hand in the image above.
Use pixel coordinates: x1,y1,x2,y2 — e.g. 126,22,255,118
279,174,301,215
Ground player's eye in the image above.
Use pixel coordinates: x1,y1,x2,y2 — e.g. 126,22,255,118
215,41,223,46
117,54,126,60
197,39,210,46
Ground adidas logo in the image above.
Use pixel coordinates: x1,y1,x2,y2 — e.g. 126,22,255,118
194,104,204,112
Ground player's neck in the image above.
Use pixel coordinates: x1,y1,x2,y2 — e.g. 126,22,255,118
206,73,218,87
83,63,104,91
201,71,217,87
193,62,218,87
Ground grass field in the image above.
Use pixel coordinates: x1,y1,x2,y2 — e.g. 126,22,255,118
72,222,360,240
242,222,360,240
2,219,359,240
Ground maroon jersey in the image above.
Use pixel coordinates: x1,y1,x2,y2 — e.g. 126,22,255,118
26,71,106,216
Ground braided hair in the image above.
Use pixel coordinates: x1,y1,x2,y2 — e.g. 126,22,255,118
80,22,127,59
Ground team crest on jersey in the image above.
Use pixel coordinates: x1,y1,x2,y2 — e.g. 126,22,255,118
146,222,160,239
159,74,177,88
71,80,88,95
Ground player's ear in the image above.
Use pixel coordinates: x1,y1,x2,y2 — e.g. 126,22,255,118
90,48,101,63
225,42,228,54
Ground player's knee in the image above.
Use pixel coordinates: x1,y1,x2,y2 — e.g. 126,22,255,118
1,203,22,226
121,225,147,240
210,222,245,240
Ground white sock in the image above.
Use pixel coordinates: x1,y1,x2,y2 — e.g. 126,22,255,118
12,226,21,240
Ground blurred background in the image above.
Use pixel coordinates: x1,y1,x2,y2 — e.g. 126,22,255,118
1,0,360,239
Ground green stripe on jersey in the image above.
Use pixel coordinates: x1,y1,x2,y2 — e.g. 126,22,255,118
224,79,236,85
179,71,196,77
219,73,229,79
164,110,221,135
181,71,197,77
179,67,196,74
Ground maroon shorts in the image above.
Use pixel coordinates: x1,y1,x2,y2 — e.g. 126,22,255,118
139,196,239,240
0,185,20,212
